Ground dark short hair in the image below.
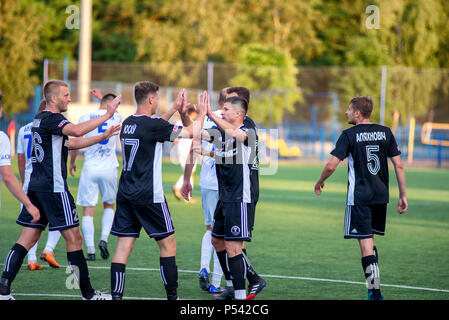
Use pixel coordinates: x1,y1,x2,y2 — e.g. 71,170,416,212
227,87,250,104
100,93,117,106
350,96,374,119
225,96,248,114
43,80,68,103
134,81,159,105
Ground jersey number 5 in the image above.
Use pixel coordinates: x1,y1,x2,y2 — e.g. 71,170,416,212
121,138,139,171
366,145,380,175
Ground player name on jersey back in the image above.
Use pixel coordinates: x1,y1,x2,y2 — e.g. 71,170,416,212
356,131,386,143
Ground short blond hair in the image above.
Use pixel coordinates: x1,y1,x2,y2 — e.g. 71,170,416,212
43,80,68,103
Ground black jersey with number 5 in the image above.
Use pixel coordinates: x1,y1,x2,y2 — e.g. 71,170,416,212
117,115,181,204
330,123,401,205
28,111,71,193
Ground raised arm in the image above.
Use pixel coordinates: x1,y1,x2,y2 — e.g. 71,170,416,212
390,155,407,214
207,107,247,141
62,95,121,137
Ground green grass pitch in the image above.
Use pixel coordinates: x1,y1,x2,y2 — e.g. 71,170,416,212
1,158,448,300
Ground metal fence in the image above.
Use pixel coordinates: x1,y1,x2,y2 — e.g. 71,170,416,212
1,60,448,167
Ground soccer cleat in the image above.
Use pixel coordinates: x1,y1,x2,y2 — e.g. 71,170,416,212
172,186,182,200
366,289,384,300
98,240,109,260
166,288,178,300
40,251,60,268
85,253,96,261
246,278,267,300
0,293,15,300
82,290,112,300
208,284,224,294
198,268,210,291
27,261,43,271
213,286,234,300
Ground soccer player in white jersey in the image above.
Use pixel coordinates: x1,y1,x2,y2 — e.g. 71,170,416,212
70,89,122,261
17,100,61,270
314,96,407,300
181,89,227,294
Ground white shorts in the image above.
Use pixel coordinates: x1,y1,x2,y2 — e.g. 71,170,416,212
76,167,118,207
201,188,219,226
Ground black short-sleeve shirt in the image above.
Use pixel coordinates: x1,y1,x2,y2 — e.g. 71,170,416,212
331,123,401,205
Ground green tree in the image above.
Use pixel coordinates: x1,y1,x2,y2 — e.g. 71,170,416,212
229,44,302,125
0,0,46,114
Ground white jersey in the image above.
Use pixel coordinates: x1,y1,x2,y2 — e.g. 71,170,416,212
0,131,12,210
16,122,34,186
199,110,222,190
78,110,122,170
175,119,193,165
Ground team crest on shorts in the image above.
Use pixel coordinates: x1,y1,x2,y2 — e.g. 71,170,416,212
231,226,241,236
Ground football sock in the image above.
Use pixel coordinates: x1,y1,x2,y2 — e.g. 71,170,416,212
211,250,224,288
1,243,28,293
28,242,38,262
160,256,178,299
44,231,62,254
373,245,379,261
111,262,126,299
82,216,95,254
67,250,95,299
101,208,115,242
200,230,213,272
228,254,247,299
361,254,381,299
216,250,232,283
242,248,261,284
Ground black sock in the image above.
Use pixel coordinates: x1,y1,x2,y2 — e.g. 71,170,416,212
242,248,260,284
160,256,178,299
361,255,381,299
0,243,28,294
228,254,246,291
373,246,379,261
67,250,95,299
216,250,232,282
111,263,126,300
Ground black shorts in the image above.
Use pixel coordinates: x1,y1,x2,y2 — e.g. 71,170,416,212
17,190,79,231
212,201,255,242
344,204,387,239
111,200,174,239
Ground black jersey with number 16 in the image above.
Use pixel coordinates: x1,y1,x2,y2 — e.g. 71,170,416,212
117,115,181,204
330,123,401,205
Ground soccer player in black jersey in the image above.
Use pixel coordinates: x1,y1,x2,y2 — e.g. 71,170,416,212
0,80,121,300
314,96,407,300
109,81,207,300
195,96,262,300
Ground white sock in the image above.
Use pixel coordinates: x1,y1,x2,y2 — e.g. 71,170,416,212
211,250,223,287
200,230,213,272
235,289,246,300
101,208,115,242
28,242,38,262
82,216,95,254
44,231,61,253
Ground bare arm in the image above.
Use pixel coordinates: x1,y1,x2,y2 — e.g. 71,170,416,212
68,125,121,150
207,108,247,141
314,156,341,195
62,95,120,137
17,153,25,184
390,155,408,214
0,165,40,223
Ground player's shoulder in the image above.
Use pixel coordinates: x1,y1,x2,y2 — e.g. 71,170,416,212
243,115,257,128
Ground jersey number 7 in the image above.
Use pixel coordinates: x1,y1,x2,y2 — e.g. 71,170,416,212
121,138,140,171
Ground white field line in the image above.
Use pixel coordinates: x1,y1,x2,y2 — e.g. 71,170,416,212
4,264,448,295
